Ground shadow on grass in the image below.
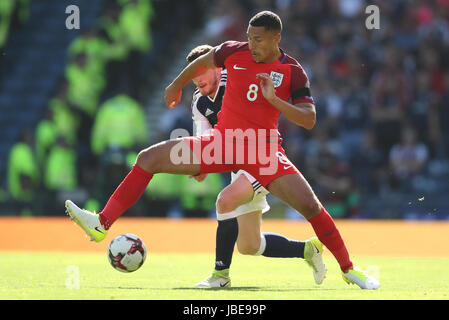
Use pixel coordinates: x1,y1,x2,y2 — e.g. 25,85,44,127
88,286,147,290
84,286,338,292
170,286,337,292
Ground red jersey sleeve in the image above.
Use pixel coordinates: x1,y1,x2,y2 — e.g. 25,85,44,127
213,41,248,68
290,64,315,105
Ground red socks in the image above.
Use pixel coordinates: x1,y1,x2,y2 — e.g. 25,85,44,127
99,164,153,230
308,207,353,273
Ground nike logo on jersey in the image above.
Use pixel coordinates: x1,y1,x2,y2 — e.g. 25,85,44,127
233,64,246,70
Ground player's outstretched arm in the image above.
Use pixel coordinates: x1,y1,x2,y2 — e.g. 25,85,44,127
256,73,316,130
164,49,216,109
277,101,316,130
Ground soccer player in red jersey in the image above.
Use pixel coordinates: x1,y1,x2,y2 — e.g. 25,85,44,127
66,11,379,289
186,45,325,288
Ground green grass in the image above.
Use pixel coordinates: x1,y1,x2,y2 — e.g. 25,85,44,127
1,251,448,300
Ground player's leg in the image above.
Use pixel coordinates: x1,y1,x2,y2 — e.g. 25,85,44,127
195,172,251,288
214,171,307,260
135,139,201,175
234,210,326,285
214,171,326,284
99,139,202,227
214,172,314,261
267,172,379,289
235,210,263,255
66,138,202,241
267,173,352,268
215,173,254,214
237,211,303,257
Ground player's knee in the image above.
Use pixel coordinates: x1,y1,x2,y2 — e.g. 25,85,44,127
216,192,236,213
300,199,321,219
237,238,260,255
237,242,259,255
136,147,160,173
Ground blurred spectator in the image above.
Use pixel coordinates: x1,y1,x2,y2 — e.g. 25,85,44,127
67,28,110,79
308,148,359,218
157,89,194,139
369,46,412,154
100,0,153,98
66,53,106,117
203,0,248,44
91,95,148,155
180,174,225,218
419,47,445,96
350,128,387,194
389,125,429,190
339,75,370,161
48,80,79,147
0,0,15,48
304,126,343,163
115,0,153,53
303,126,360,218
7,130,39,203
94,147,138,214
433,72,449,157
16,0,31,24
0,0,30,49
145,173,184,217
84,198,101,213
100,5,129,61
44,136,77,192
35,108,57,171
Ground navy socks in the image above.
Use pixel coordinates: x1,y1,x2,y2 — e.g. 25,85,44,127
214,220,305,272
215,218,238,270
261,232,305,258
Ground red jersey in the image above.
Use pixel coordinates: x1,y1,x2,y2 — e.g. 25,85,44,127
213,41,314,133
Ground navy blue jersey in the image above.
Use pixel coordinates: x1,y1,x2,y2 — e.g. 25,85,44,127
191,69,227,135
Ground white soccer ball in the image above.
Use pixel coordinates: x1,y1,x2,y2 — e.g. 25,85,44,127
107,233,147,273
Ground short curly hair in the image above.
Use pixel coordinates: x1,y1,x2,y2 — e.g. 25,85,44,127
249,11,282,33
186,44,213,64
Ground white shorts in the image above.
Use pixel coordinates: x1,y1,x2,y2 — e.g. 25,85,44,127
216,170,270,221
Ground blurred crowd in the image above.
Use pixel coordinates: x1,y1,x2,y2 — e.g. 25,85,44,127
4,0,222,218
3,0,449,219
0,0,31,49
5,0,155,214
161,0,449,218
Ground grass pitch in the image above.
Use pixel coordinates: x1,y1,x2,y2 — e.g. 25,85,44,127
1,251,448,300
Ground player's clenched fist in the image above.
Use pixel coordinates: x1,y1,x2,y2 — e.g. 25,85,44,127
256,73,276,103
164,82,182,109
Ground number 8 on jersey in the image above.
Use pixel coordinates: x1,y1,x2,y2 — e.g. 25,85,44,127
247,84,258,102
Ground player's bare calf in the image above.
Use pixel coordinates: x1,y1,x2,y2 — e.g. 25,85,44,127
267,172,322,220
